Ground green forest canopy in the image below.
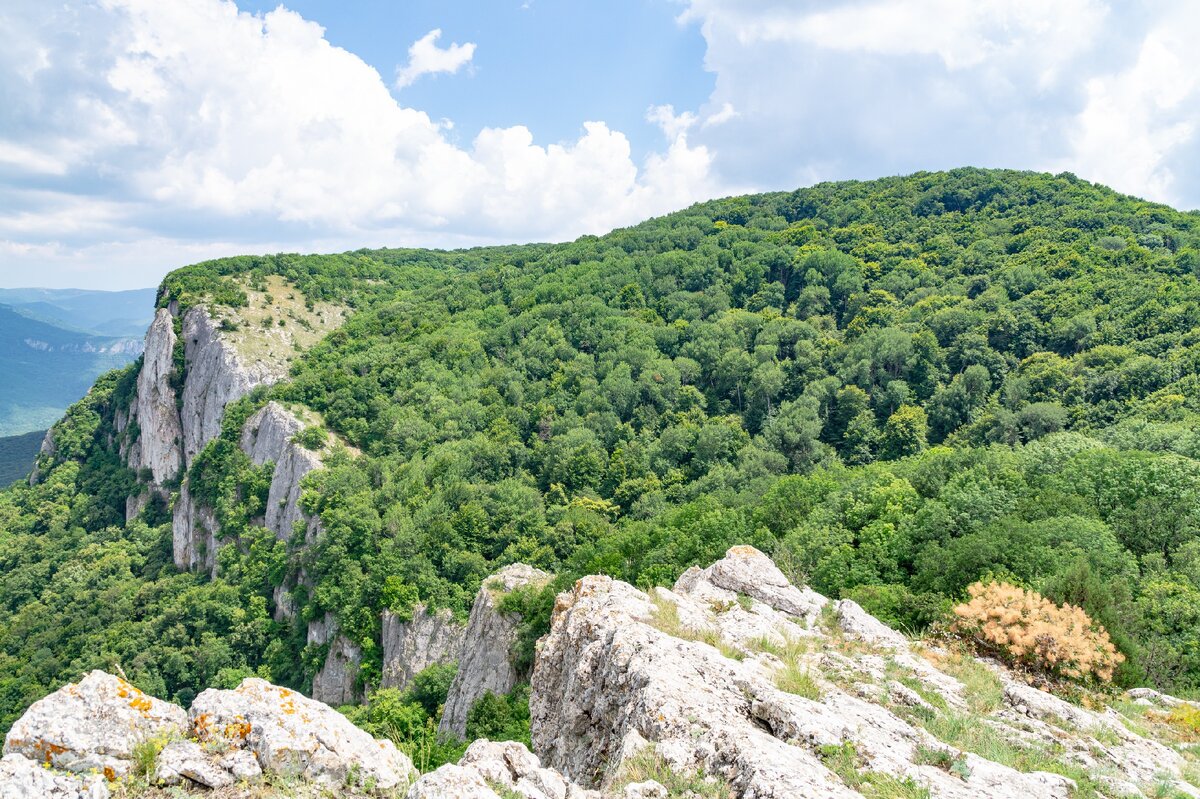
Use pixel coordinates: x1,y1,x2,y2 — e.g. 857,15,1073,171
4,168,1200,738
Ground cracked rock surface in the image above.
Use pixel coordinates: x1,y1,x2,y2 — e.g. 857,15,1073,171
530,545,1200,799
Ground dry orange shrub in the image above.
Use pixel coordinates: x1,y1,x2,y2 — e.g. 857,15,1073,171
952,581,1123,683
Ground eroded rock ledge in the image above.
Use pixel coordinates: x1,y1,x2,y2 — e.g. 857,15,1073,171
6,548,1200,799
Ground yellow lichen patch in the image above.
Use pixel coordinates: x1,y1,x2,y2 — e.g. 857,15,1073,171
279,696,298,716
224,721,252,740
129,695,153,714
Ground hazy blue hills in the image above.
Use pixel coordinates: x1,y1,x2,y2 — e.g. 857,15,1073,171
0,287,156,337
0,289,152,436
0,431,43,486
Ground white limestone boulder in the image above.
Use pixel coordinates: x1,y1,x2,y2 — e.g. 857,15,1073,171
2,671,185,779
0,753,108,799
189,678,415,791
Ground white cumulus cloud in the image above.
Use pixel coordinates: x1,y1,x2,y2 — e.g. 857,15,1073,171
394,28,477,89
0,0,719,288
677,0,1200,209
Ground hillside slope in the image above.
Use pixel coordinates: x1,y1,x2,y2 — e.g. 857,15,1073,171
0,431,44,486
3,167,1200,752
0,303,143,435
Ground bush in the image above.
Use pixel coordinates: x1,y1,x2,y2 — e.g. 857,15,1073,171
952,581,1123,683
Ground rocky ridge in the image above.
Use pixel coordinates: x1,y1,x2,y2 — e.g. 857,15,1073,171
6,548,1200,799
439,563,552,738
114,284,374,705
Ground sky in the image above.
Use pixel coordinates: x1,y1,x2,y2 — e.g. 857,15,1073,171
1,0,1199,290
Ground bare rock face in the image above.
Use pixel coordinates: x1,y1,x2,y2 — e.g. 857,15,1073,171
0,753,109,799
240,401,324,542
134,308,184,485
179,307,289,466
308,616,363,708
382,604,466,691
190,678,416,791
171,480,219,573
530,545,1199,799
407,739,600,799
2,671,186,779
439,564,552,738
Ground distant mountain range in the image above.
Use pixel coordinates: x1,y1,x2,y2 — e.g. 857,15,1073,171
0,287,156,338
0,287,155,437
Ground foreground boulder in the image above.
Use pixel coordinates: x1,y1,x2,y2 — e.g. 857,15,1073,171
0,753,108,799
439,564,551,737
190,677,416,791
531,545,1199,799
408,739,599,799
2,671,185,779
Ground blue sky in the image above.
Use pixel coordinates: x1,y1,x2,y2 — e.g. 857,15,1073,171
235,0,714,160
1,0,1199,290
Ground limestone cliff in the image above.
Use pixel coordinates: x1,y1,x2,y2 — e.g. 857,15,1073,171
131,307,184,485
382,604,466,691
239,401,324,542
179,307,289,465
439,564,551,738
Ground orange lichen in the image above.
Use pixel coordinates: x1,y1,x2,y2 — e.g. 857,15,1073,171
952,581,1123,683
129,696,153,714
103,766,116,781
194,713,212,739
31,739,69,763
224,721,252,740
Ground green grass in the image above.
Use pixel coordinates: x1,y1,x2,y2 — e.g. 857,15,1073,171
818,742,931,798
617,747,733,798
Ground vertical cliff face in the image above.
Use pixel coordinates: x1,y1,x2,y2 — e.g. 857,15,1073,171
381,605,466,692
439,564,551,738
179,307,290,466
239,402,324,542
132,308,184,486
119,280,365,707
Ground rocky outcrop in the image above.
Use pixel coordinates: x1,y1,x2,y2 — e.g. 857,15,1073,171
530,546,1199,799
382,605,466,691
407,739,600,799
0,753,108,799
179,307,289,466
126,303,299,562
1,672,412,797
2,671,186,779
307,615,362,707
191,678,416,791
132,308,184,485
240,402,324,542
439,564,552,738
172,401,325,576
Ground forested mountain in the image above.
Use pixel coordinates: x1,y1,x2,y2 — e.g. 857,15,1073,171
0,431,44,486
3,168,1200,752
0,298,145,436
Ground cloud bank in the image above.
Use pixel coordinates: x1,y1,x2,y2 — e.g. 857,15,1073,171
3,0,1200,289
0,0,714,287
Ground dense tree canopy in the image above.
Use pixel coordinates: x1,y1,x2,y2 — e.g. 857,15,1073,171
5,168,1200,733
